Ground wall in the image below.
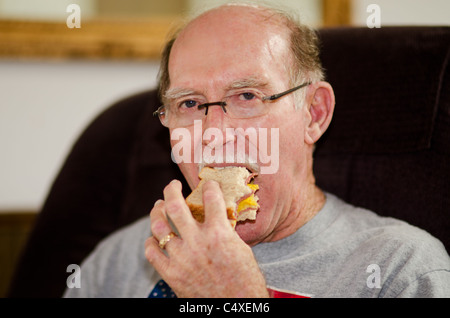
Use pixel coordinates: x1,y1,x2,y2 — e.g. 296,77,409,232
352,0,450,26
0,0,96,21
0,60,160,211
188,0,322,26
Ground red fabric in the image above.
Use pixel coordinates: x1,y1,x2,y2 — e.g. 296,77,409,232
268,288,311,298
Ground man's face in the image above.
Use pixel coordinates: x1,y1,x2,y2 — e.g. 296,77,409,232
167,9,313,244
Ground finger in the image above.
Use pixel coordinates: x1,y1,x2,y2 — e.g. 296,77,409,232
145,236,169,273
150,199,173,241
202,180,229,226
163,179,197,236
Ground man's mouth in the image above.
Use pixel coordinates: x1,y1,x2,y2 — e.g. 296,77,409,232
198,162,260,175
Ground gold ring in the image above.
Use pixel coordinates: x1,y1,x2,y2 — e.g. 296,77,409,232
158,232,176,249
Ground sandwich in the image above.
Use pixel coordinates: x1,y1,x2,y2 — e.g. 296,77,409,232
186,167,259,228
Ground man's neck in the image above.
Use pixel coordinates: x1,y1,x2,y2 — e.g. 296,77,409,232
262,182,326,244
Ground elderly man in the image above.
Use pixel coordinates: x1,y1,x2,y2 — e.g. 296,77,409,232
64,4,450,298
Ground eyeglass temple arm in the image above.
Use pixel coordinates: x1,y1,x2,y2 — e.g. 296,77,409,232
263,82,312,101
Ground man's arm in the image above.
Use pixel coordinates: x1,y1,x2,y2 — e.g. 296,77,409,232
395,270,450,298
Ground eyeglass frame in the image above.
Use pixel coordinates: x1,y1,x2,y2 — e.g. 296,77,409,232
153,81,312,126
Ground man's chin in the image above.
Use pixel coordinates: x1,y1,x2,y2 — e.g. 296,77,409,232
235,216,270,246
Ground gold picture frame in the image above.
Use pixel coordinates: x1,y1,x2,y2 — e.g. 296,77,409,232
0,0,351,61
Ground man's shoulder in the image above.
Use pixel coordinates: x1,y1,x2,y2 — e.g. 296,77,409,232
365,224,450,297
106,216,150,243
326,193,450,297
64,216,152,297
91,216,151,260
327,192,447,256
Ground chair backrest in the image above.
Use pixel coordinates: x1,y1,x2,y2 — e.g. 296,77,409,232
314,27,449,251
8,89,186,297
8,27,449,297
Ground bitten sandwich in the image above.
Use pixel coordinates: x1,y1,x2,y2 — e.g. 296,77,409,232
186,167,259,228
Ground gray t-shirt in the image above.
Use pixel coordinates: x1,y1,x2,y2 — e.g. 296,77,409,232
64,193,450,298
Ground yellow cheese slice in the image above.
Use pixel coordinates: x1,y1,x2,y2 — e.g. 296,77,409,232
237,183,259,213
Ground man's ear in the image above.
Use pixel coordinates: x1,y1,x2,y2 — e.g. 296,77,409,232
304,82,335,145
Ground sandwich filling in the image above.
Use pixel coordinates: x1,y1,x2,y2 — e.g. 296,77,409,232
236,182,259,221
186,166,260,228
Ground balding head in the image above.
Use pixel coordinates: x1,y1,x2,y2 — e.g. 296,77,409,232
158,3,323,105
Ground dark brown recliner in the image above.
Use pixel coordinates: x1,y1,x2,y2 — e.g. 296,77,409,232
8,27,450,297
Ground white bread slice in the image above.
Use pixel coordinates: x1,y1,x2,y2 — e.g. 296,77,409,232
186,167,259,227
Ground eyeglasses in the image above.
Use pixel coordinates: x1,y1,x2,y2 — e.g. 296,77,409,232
153,81,311,128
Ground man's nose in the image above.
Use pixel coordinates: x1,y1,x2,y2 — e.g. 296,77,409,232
202,104,226,129
201,105,234,146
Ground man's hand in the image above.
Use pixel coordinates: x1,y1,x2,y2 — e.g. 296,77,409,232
144,179,269,298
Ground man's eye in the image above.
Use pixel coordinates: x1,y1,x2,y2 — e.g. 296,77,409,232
239,92,257,101
180,100,198,108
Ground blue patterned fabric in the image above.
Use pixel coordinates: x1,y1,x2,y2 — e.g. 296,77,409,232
148,279,177,298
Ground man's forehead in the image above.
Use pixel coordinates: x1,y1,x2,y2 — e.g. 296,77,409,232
167,5,292,93
165,76,271,100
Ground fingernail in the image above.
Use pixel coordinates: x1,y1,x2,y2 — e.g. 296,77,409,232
154,199,163,206
203,180,219,192
205,180,218,187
